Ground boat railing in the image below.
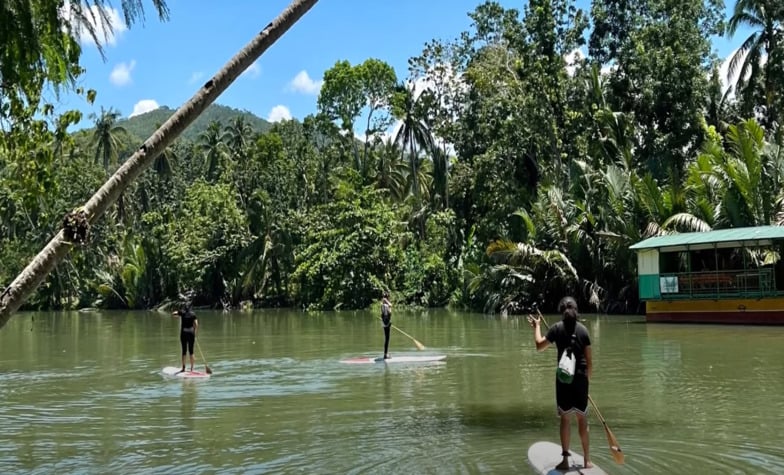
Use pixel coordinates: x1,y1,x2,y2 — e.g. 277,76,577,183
658,268,776,299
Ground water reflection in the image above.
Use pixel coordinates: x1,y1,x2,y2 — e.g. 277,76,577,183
179,382,199,431
381,366,392,410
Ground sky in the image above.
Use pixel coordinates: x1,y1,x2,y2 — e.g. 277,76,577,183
59,0,752,133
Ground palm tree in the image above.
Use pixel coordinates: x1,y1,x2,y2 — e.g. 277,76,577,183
0,0,320,328
726,0,783,122
198,121,228,181
584,64,635,170
225,116,253,157
392,82,435,203
90,107,127,171
431,146,450,209
373,139,408,201
1,0,169,122
667,119,783,230
303,113,343,204
706,65,739,134
483,237,578,314
64,1,170,57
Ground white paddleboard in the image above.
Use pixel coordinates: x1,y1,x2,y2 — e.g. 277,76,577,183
340,355,446,364
160,366,211,379
528,441,607,475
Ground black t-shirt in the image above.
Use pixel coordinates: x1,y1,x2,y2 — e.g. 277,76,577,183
545,320,591,375
180,311,197,333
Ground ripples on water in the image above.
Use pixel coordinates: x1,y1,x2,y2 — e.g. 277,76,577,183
2,312,784,474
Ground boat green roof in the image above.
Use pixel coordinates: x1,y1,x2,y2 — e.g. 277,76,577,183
630,226,784,252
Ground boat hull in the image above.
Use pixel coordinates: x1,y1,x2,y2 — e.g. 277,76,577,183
646,297,784,324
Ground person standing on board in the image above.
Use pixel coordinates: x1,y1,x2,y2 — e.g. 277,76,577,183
381,292,393,359
173,302,199,373
528,296,593,470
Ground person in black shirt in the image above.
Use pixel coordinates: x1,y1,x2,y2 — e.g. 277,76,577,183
173,303,199,373
380,292,392,359
528,296,593,470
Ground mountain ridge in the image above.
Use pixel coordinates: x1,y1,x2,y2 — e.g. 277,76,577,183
115,103,274,142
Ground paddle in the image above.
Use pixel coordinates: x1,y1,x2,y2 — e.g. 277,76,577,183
379,317,426,350
196,338,213,374
531,308,624,465
588,394,624,464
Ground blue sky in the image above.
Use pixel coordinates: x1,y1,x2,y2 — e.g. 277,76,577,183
61,0,750,132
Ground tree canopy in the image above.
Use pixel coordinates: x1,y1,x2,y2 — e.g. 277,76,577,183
1,0,783,317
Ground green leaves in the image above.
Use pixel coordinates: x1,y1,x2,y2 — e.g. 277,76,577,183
163,181,250,302
291,187,401,310
1,0,168,126
317,58,398,179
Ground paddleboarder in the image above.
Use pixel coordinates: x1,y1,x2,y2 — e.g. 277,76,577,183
381,291,392,359
528,296,593,470
173,302,199,373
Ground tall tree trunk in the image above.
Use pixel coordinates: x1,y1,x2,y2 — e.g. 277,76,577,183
0,0,319,330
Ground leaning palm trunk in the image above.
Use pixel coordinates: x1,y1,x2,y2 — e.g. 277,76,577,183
0,0,319,330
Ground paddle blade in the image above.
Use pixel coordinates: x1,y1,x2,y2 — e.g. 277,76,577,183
588,395,624,465
413,339,426,351
604,425,624,464
205,365,213,375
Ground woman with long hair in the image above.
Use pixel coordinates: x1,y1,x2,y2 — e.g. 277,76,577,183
528,296,593,470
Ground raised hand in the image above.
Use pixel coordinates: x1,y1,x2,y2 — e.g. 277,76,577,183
526,314,540,328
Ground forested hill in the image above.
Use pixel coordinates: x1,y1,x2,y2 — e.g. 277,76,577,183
117,104,273,142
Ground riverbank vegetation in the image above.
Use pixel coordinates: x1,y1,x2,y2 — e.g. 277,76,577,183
1,0,783,314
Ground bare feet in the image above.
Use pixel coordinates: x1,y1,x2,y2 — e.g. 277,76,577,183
584,460,593,468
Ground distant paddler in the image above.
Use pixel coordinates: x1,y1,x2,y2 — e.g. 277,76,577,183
380,291,392,359
172,301,199,374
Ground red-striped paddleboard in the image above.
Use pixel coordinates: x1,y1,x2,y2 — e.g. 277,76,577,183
340,355,446,364
161,366,211,379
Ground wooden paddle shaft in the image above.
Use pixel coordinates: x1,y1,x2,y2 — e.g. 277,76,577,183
378,317,426,350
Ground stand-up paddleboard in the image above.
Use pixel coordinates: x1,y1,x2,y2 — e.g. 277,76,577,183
528,441,607,475
340,355,446,364
160,366,211,379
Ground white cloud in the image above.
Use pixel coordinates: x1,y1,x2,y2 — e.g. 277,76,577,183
109,60,135,86
718,47,767,98
188,71,205,84
267,105,292,123
287,70,323,95
129,99,160,118
61,2,127,47
242,62,262,78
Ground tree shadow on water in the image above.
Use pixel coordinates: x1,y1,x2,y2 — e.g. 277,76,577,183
442,403,555,432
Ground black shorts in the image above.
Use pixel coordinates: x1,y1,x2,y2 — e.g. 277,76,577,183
180,331,195,355
555,373,589,415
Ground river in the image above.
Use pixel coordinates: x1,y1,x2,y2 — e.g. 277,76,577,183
0,309,782,474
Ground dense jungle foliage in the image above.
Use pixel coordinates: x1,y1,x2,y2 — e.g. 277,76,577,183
1,0,783,314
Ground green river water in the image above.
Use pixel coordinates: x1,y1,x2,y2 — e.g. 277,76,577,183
0,309,782,474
